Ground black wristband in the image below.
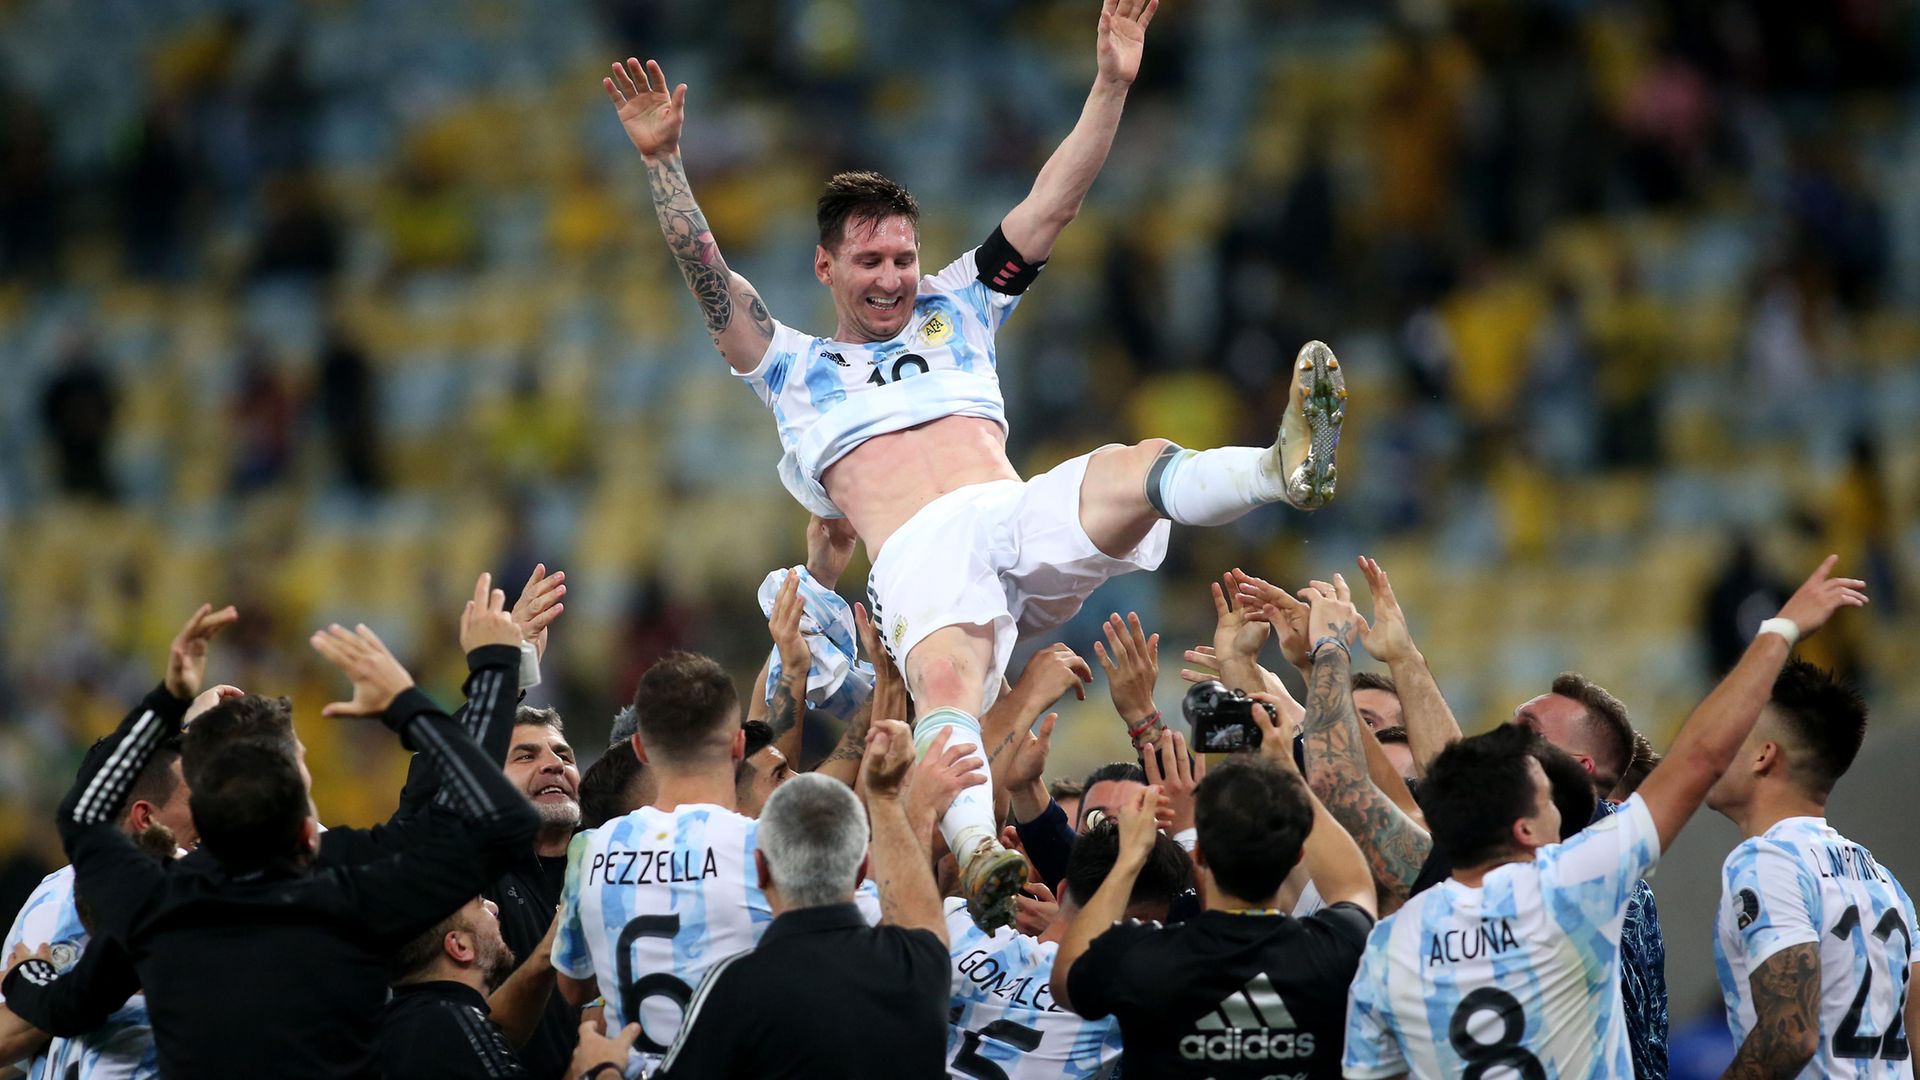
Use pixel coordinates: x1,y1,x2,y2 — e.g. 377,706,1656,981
975,226,1045,295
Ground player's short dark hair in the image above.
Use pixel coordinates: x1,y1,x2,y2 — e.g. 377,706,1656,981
1194,757,1314,903
1424,724,1551,868
1351,671,1399,697
1063,821,1195,917
1550,672,1633,791
1077,762,1148,827
737,720,775,785
578,742,652,831
1047,778,1084,804
181,695,296,789
1373,725,1409,746
515,705,565,735
817,171,920,253
1531,738,1596,841
189,741,311,873
391,908,464,983
632,652,740,767
1768,659,1868,795
1613,730,1660,798
128,737,184,812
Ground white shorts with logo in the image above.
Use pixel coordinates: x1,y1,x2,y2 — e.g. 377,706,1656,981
864,450,1171,704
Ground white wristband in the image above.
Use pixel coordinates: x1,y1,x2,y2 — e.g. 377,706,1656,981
1756,617,1800,646
1172,827,1197,852
518,640,542,691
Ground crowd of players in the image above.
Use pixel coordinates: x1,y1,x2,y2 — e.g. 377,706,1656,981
0,536,1905,1079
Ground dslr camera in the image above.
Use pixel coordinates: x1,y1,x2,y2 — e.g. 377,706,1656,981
1182,680,1276,754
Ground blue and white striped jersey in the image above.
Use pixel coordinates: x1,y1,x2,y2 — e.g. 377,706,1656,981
1343,793,1662,1079
0,866,159,1080
737,248,1024,517
1714,817,1917,1079
943,898,1122,1080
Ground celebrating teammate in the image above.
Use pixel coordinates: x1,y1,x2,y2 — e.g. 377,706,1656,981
1707,658,1918,1078
1341,556,1869,1078
604,0,1349,930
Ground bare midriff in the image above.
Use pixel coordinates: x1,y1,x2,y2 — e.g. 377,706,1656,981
823,415,1020,555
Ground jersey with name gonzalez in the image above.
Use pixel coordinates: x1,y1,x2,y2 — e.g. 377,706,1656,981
1343,793,1662,1079
737,247,1024,517
943,898,1121,1080
0,865,159,1080
1714,817,1918,1079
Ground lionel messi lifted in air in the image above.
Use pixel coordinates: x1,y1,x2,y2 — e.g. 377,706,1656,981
603,0,1346,931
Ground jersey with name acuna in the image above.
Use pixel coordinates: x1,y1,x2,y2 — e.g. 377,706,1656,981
943,898,1121,1080
1715,817,1918,1079
0,865,159,1080
737,244,1030,518
553,803,882,1072
1343,792,1662,1079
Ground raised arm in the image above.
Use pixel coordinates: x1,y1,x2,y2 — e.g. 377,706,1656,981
1353,557,1460,774
1289,579,1430,908
1637,556,1866,850
1720,944,1820,1079
1050,783,1161,1014
764,570,811,765
1249,689,1376,915
999,0,1158,262
604,58,775,372
861,720,949,943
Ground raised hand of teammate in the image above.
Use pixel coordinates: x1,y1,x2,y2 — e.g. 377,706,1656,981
1233,568,1312,676
183,684,246,728
861,718,917,803
1142,728,1204,834
460,572,523,654
855,602,907,729
1093,612,1159,729
1112,784,1166,867
1352,557,1417,665
1095,0,1160,88
804,515,860,590
1299,574,1366,656
311,623,417,719
1176,643,1294,703
767,569,812,678
1014,881,1060,937
603,57,685,160
164,602,239,700
1013,642,1093,705
510,563,566,662
996,710,1057,794
1776,553,1869,637
1246,691,1301,772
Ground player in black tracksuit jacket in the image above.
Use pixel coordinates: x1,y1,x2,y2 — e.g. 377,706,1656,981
20,645,537,1079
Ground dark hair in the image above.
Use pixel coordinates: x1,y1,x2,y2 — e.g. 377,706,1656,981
515,705,565,735
182,695,296,789
737,720,775,785
189,741,310,873
1047,779,1084,803
1423,724,1549,868
633,652,740,767
1077,762,1149,827
1531,739,1596,842
1063,822,1195,916
579,742,652,830
1613,730,1660,798
816,171,920,252
1769,659,1869,795
1550,673,1633,791
1193,758,1314,903
1351,671,1399,696
1373,725,1409,746
391,909,463,982
127,738,184,813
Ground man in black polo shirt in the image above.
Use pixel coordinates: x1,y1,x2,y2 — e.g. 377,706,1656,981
380,895,527,1079
1052,717,1378,1080
651,720,959,1079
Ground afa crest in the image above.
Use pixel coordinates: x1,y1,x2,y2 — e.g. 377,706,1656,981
891,615,908,651
918,311,954,346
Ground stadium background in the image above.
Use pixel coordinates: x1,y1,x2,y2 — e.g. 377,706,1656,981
1,0,1917,1071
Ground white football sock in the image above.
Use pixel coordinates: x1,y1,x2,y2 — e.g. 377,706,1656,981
1147,444,1288,527
914,707,996,867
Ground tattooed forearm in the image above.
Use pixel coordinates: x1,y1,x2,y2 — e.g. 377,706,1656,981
644,153,733,338
1303,648,1430,899
1721,944,1820,1079
769,668,807,742
827,708,871,763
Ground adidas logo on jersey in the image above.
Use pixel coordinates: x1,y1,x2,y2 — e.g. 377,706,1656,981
821,350,849,367
1180,972,1316,1063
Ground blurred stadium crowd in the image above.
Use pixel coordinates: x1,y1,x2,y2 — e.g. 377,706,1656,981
0,0,1916,948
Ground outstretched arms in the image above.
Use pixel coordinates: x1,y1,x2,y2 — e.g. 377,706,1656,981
998,0,1158,263
604,58,776,372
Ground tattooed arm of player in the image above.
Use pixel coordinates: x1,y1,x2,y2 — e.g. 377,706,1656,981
1720,943,1819,1079
605,58,775,372
1294,579,1430,908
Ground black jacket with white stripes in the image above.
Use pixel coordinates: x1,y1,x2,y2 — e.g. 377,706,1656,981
378,980,527,1080
53,652,538,1080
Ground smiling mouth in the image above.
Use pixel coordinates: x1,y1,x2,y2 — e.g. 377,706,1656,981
864,296,902,312
533,785,572,799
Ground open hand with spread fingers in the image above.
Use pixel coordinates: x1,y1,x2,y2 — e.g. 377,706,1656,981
460,572,523,653
511,563,567,661
310,624,415,719
165,603,239,700
603,57,686,160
